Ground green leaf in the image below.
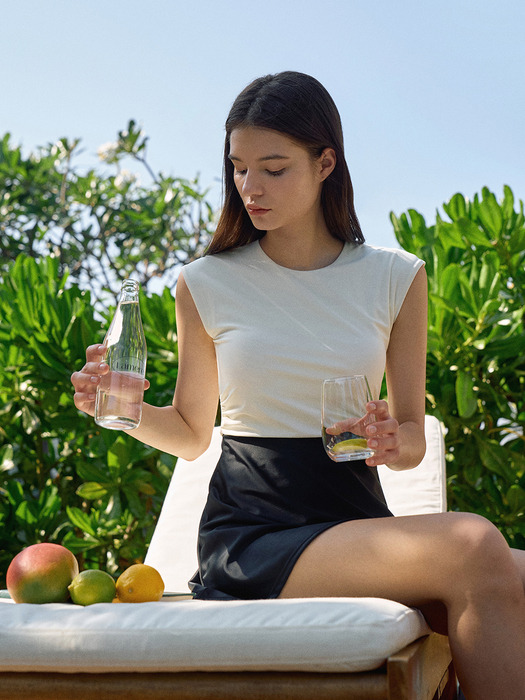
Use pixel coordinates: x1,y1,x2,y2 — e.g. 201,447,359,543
436,219,466,251
458,268,479,316
478,188,503,238
477,438,515,482
76,482,109,500
0,444,14,472
107,436,132,474
66,506,96,535
137,481,155,496
15,501,39,525
62,532,101,553
484,333,525,360
460,438,484,485
453,217,492,247
443,192,468,220
455,371,478,418
439,263,461,301
506,485,525,515
27,336,68,377
478,251,501,298
104,493,122,519
501,185,515,220
75,461,110,483
6,480,24,507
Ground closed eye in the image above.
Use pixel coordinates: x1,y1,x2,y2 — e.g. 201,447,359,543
233,168,285,177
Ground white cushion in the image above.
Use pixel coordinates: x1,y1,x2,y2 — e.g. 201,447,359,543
378,415,447,516
145,427,222,592
0,596,429,673
145,415,447,592
0,416,443,675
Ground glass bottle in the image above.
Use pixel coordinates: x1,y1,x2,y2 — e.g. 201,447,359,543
94,279,147,430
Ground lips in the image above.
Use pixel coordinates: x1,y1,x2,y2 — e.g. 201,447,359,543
246,204,270,215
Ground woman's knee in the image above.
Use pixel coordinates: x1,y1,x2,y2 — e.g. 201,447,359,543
446,512,520,597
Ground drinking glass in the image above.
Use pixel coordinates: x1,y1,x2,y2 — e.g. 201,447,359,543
322,375,376,462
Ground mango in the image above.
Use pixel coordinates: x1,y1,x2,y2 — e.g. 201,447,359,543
6,543,79,604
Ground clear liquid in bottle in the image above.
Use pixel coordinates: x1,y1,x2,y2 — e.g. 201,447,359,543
94,280,147,430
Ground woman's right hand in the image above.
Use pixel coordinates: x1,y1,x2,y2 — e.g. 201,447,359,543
70,344,109,417
71,344,152,418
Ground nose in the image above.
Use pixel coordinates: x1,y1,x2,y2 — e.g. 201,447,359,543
241,169,263,198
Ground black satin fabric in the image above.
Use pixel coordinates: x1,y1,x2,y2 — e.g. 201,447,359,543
189,435,393,600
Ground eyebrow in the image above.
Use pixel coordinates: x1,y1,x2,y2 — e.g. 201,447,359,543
228,154,290,163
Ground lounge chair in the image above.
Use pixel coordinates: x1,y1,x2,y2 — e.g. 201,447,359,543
0,415,456,699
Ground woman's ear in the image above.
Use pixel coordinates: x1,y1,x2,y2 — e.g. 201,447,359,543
318,148,336,181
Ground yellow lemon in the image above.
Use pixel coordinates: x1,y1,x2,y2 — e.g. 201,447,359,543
115,564,164,603
68,569,116,606
332,438,368,453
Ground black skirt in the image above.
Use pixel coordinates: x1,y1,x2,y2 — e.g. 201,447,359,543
189,435,393,600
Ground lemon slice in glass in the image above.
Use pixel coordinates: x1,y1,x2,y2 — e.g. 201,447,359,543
331,438,368,453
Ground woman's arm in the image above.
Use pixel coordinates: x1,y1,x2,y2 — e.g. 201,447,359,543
320,265,428,470
381,265,428,470
169,271,220,458
71,271,219,461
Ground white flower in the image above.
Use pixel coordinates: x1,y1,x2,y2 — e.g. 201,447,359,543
97,141,119,162
50,141,68,160
114,170,138,188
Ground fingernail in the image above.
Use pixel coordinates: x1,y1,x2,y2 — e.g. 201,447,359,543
90,376,99,383
98,362,107,370
367,425,377,435
369,440,378,448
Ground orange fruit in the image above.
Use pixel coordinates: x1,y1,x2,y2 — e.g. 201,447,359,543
115,564,164,603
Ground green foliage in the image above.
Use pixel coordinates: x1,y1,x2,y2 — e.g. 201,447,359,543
0,121,215,306
391,186,525,547
0,122,208,588
0,256,177,587
2,151,523,590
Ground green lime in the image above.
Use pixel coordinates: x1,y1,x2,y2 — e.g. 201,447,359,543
68,569,116,606
331,438,368,453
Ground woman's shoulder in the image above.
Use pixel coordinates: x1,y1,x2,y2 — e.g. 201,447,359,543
357,243,421,263
350,243,424,273
182,246,236,272
181,242,259,290
185,241,257,271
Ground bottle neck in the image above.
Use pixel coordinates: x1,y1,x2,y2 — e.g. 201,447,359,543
119,279,140,303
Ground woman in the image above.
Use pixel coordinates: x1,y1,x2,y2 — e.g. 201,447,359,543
72,71,525,699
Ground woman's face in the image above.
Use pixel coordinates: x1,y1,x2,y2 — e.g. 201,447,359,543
229,127,334,235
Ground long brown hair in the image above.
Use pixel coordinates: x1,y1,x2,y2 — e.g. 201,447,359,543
207,71,364,256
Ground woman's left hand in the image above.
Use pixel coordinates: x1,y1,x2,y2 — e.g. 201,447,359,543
325,400,401,467
362,400,400,466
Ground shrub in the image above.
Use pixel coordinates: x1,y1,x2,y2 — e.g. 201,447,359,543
0,256,178,587
0,120,214,304
391,186,525,547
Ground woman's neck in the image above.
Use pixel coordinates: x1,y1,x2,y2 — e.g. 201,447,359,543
259,228,344,271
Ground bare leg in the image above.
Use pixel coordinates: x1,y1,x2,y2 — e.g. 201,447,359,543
405,546,525,636
279,512,525,700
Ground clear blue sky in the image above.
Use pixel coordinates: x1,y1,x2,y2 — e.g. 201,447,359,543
2,0,524,249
